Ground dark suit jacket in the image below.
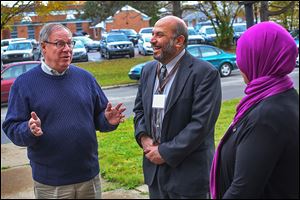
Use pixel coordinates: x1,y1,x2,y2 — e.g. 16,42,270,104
133,51,222,196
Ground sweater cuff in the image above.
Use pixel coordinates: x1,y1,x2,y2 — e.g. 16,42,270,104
100,112,118,132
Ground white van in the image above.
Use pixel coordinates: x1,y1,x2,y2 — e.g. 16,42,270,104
233,23,247,44
199,25,216,44
1,38,26,53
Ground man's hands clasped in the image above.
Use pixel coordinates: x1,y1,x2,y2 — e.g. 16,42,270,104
140,135,165,165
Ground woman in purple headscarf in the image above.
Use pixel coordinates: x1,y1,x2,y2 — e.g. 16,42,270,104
210,21,299,199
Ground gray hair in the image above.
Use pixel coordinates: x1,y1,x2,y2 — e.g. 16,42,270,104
39,23,72,44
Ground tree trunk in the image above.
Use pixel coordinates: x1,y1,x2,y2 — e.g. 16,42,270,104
260,1,269,21
244,3,254,28
172,1,182,18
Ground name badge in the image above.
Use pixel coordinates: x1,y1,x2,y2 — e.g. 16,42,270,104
152,94,166,109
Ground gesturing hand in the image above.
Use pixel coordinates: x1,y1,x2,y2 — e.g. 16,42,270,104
28,112,43,136
104,102,126,125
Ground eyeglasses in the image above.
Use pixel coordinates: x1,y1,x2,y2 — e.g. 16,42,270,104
44,40,76,49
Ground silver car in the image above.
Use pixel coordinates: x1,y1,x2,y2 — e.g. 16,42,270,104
2,40,40,64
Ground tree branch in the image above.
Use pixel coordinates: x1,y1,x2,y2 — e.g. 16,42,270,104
268,1,294,16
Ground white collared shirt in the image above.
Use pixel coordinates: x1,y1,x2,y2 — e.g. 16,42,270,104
41,60,69,76
153,49,186,98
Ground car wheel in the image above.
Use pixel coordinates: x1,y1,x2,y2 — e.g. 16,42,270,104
129,52,135,58
106,51,111,59
219,63,232,77
100,51,105,58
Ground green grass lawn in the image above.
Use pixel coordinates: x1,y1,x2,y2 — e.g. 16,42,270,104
76,56,153,86
97,98,240,190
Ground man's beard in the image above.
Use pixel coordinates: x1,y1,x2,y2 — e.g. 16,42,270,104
153,39,176,63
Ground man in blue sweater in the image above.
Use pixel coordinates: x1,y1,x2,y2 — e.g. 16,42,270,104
2,23,126,199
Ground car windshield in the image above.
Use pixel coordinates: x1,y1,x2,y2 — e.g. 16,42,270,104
107,34,129,42
144,37,151,42
206,28,216,35
74,41,85,48
233,25,246,32
122,29,137,35
7,42,32,50
188,28,197,35
75,37,92,43
141,28,152,34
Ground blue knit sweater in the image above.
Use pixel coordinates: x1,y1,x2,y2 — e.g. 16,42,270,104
2,64,117,186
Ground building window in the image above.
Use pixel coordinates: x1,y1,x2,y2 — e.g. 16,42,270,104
76,23,83,32
11,26,18,38
28,25,35,39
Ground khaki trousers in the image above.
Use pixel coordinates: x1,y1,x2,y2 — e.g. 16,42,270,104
33,174,101,199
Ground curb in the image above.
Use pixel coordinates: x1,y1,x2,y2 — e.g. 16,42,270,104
102,83,138,90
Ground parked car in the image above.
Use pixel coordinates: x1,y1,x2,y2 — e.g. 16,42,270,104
187,27,205,45
110,29,139,45
72,40,88,63
194,20,214,33
187,44,237,77
199,25,216,44
233,23,247,45
137,35,153,55
2,40,40,64
128,60,152,80
128,44,237,80
73,36,100,52
138,27,153,38
100,33,134,59
73,31,90,37
1,38,26,53
1,61,41,104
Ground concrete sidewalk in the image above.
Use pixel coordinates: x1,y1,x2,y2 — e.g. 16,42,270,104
1,143,149,199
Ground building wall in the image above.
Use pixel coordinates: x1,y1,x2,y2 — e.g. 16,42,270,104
1,10,93,41
106,10,150,33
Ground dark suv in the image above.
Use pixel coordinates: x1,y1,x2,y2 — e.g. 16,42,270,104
100,33,135,59
110,29,139,45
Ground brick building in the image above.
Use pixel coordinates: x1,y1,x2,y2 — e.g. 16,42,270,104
1,4,151,41
1,9,92,41
105,5,151,33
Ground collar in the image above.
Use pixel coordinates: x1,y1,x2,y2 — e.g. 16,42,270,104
160,49,185,73
41,60,69,76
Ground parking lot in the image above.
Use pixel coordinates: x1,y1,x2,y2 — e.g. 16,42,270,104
85,47,143,62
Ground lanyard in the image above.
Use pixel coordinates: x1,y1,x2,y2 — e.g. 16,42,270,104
156,55,184,94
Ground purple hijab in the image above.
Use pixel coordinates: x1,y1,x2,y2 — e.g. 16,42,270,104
210,21,298,199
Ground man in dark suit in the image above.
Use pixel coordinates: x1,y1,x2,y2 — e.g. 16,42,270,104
133,16,222,199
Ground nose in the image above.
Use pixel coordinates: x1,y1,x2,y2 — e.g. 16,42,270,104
150,36,156,44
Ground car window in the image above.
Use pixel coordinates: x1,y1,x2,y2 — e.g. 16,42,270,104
144,37,151,42
74,40,85,48
200,46,219,57
187,47,201,57
7,42,32,50
188,28,197,35
2,65,24,80
25,63,38,71
107,34,129,42
233,24,246,32
1,41,9,46
206,28,216,35
141,28,152,34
